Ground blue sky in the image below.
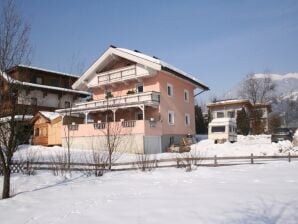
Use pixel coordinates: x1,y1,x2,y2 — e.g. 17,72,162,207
13,0,298,101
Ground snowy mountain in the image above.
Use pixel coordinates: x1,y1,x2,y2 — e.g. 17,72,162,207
224,73,298,100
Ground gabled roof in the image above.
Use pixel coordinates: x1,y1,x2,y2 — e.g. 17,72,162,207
32,111,61,123
72,46,209,91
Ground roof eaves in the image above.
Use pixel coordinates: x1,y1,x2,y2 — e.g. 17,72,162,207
161,66,209,91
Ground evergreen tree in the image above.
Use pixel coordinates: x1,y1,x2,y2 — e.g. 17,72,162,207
250,109,264,135
236,108,250,135
195,105,207,134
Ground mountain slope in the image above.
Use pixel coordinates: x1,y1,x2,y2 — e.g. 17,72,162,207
224,73,298,100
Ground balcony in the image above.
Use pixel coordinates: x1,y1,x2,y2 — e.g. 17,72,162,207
68,91,160,113
88,65,152,87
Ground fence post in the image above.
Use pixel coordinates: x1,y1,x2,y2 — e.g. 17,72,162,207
288,152,291,163
250,153,254,164
214,155,217,167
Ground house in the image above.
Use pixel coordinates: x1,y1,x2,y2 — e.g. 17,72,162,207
31,111,85,146
207,99,272,133
56,46,209,153
32,111,62,146
0,64,90,117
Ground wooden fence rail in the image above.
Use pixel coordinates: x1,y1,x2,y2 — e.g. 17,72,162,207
1,153,296,174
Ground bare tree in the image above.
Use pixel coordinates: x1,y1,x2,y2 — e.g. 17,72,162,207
240,73,275,105
0,0,31,198
62,109,73,175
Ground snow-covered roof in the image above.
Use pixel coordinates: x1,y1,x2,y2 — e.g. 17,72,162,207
13,64,80,78
0,115,33,123
39,111,61,121
207,99,251,107
0,71,90,96
72,46,209,91
116,48,209,90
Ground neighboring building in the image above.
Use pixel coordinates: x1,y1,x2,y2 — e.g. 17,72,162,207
207,99,272,133
56,46,209,153
32,111,62,146
0,65,90,117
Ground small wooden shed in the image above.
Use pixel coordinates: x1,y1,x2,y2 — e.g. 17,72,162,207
32,111,62,146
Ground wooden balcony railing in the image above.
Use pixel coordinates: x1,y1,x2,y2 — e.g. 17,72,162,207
70,91,160,112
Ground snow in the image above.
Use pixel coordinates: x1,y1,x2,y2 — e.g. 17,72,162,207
39,111,61,121
191,135,297,157
18,64,80,78
254,73,298,81
1,135,298,223
208,99,249,106
12,135,298,165
0,71,90,95
0,115,33,123
0,161,298,224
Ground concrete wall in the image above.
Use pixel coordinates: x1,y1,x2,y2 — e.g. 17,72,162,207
62,134,144,154
62,134,188,154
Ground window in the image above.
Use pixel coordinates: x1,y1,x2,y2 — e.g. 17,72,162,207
167,83,173,97
227,111,235,118
185,113,190,126
184,90,189,102
168,111,175,125
31,97,37,106
50,78,59,86
216,112,224,118
34,128,39,136
65,101,71,108
211,126,225,133
36,77,43,85
136,83,143,93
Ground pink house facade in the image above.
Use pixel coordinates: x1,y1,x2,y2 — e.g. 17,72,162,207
56,46,209,153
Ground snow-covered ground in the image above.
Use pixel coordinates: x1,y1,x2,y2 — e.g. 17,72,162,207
0,161,298,224
13,135,298,164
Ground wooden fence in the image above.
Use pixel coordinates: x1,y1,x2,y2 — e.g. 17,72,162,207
2,152,297,175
